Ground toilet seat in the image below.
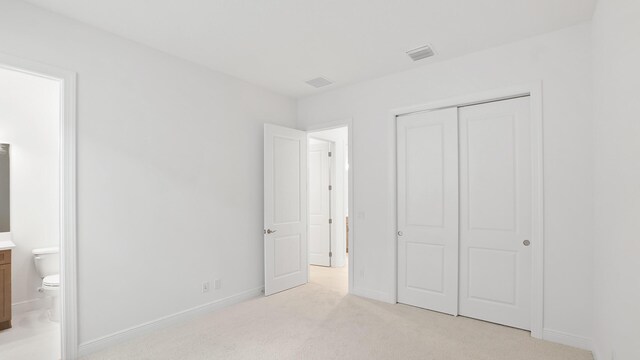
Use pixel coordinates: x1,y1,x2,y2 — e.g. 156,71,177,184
43,274,60,288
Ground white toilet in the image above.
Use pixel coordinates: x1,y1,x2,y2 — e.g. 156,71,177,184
32,247,60,322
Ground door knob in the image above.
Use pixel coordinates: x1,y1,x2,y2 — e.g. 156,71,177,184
397,231,403,236
265,229,277,234
523,239,530,246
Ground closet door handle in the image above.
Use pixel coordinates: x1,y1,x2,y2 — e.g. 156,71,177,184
523,239,530,246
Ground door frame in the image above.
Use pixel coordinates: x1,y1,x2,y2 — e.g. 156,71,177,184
388,83,544,339
301,119,353,294
0,52,78,358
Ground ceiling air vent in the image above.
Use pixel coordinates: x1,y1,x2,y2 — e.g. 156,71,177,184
305,77,333,88
406,45,435,61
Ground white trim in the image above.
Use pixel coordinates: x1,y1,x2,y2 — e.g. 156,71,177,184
78,286,264,357
12,298,51,314
0,52,78,359
351,287,395,304
542,328,592,351
591,346,603,360
300,119,354,294
529,84,544,339
388,82,545,339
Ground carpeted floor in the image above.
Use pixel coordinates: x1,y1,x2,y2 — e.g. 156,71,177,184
83,259,592,360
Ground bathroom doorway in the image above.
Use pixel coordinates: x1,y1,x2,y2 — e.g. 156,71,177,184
0,54,78,359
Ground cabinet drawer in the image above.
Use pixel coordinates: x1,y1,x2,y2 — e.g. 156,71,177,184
0,250,10,265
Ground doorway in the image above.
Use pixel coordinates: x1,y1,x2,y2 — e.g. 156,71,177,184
307,126,349,292
308,138,333,267
0,54,78,359
263,122,352,296
392,86,544,337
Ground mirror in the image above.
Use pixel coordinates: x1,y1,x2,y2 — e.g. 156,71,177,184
0,144,9,232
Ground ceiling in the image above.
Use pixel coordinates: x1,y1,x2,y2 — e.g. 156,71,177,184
23,0,596,98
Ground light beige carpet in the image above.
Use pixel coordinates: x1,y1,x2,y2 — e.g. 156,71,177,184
83,260,592,360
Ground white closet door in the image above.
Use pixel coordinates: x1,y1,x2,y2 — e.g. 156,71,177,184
264,124,308,296
308,139,332,266
397,108,459,315
458,97,532,330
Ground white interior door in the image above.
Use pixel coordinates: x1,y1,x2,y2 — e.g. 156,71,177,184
397,108,459,315
458,97,532,330
308,138,332,266
264,124,308,296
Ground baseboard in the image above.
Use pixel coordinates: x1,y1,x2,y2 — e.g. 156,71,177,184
350,293,593,353
543,328,592,351
12,297,50,314
351,286,395,304
78,286,264,358
590,344,603,360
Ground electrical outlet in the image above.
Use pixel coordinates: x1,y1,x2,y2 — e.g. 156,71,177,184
214,279,222,290
202,281,210,293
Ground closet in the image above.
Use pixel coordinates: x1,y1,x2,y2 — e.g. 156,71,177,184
396,96,532,330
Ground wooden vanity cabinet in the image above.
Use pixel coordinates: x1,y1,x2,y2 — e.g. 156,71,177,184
0,249,11,330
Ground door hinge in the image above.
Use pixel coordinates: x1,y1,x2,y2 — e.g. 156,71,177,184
328,151,332,157
328,218,333,224
328,185,332,191
329,251,333,257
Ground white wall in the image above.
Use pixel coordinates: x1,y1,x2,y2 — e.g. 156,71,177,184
0,67,60,310
0,0,296,346
592,1,640,359
298,24,594,347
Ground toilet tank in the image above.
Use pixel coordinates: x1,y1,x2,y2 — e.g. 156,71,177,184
32,247,60,278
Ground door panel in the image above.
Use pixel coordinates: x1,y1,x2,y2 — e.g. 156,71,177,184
405,123,445,227
274,235,302,278
466,114,517,231
468,248,517,304
459,97,532,330
406,243,445,293
308,139,332,266
273,136,302,224
397,107,458,315
0,263,9,322
264,124,308,296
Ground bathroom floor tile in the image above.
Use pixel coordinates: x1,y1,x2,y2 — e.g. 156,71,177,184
0,309,60,360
